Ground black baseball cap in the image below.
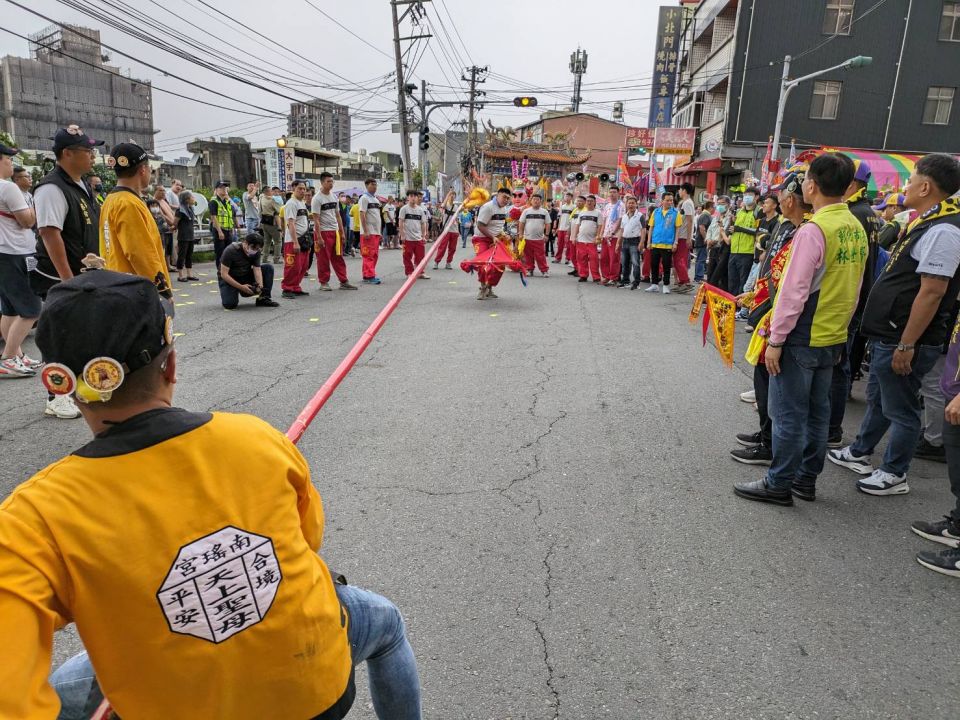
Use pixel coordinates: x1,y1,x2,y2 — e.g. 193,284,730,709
36,271,174,402
0,143,18,156
51,125,104,153
215,180,230,188
108,142,151,170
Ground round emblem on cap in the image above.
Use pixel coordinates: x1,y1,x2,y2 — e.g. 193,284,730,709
116,155,129,167
105,156,116,167
82,357,125,393
40,363,77,396
164,316,174,345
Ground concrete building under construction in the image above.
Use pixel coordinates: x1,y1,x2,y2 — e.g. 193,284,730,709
0,24,154,152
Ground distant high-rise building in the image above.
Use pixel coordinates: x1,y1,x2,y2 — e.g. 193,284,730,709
287,99,351,152
0,24,155,152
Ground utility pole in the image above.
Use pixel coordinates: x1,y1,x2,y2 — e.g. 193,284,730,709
420,79,429,194
569,48,588,112
391,1,431,190
462,65,487,172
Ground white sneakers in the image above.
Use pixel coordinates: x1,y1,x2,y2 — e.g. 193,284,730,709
662,285,671,294
45,394,81,419
644,284,660,293
857,469,909,496
740,389,756,403
0,356,36,378
827,446,874,475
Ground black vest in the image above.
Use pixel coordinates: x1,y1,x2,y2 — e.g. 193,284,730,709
848,194,883,318
860,212,960,346
34,166,100,278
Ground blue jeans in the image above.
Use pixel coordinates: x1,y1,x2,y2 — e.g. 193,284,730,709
460,226,471,248
218,263,274,309
766,344,843,491
244,217,259,234
50,584,421,720
850,340,940,476
693,245,707,282
619,238,641,286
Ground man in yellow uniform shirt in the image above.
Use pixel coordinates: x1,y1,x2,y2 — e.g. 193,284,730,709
99,142,172,299
0,270,422,719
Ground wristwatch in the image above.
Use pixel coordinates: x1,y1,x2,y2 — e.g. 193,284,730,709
896,342,915,352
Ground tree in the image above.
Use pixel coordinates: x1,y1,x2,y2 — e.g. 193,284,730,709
89,163,116,190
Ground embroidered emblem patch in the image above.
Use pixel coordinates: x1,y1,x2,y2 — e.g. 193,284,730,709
157,526,282,643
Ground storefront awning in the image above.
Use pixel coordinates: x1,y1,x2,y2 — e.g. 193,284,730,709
673,158,723,175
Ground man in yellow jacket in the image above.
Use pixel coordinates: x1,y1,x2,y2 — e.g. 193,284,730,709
99,143,172,299
0,270,422,719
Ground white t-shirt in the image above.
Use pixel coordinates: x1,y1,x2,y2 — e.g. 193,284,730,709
621,210,646,239
575,209,601,243
284,198,309,239
165,188,181,211
475,199,508,237
519,207,550,241
397,204,426,241
358,193,382,235
383,204,397,223
311,192,341,232
34,181,87,230
910,223,960,277
558,203,574,232
0,179,35,254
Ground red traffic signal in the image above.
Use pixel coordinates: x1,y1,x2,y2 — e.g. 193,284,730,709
513,96,538,108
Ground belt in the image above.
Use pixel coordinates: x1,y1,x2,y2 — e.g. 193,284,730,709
623,237,640,241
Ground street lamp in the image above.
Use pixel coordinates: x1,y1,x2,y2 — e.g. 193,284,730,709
771,54,872,162
276,135,287,149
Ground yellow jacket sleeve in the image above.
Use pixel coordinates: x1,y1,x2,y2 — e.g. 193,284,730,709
0,505,72,719
281,436,324,552
118,210,172,296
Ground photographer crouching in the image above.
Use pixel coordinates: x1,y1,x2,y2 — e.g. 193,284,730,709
218,232,279,309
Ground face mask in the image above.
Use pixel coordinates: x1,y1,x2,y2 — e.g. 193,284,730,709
150,207,161,215
743,195,755,206
716,205,727,213
245,248,259,257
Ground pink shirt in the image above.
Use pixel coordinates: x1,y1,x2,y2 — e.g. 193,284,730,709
768,222,826,345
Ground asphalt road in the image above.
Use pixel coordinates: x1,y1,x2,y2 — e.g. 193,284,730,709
2,246,958,719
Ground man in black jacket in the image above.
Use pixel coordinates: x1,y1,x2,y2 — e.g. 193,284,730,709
829,153,960,496
827,159,882,445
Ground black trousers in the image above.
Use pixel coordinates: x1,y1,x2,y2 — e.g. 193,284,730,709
707,244,730,292
176,241,194,270
650,247,673,285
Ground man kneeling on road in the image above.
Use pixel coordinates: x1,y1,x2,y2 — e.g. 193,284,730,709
0,270,422,719
219,232,279,308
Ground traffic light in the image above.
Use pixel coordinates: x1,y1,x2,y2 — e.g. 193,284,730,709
419,126,430,151
513,96,538,108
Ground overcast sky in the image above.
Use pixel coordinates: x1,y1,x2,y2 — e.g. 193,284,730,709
1,0,662,159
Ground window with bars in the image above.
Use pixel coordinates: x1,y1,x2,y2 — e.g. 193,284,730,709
941,1,960,41
810,80,842,120
823,0,855,35
923,86,955,125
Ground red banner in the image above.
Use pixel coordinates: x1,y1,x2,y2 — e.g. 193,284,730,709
625,127,655,150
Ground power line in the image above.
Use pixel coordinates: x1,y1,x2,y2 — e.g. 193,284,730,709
300,0,393,60
0,26,283,120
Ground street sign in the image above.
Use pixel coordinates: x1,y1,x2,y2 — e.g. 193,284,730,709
625,127,655,151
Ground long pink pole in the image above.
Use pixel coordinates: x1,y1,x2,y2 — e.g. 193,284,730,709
286,204,465,444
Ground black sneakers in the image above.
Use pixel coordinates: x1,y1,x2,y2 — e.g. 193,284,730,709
916,547,960,578
911,517,960,547
827,431,843,449
255,297,279,307
914,437,947,463
736,431,762,447
730,445,772,466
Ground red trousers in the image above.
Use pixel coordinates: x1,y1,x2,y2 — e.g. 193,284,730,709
472,237,503,286
568,240,578,270
642,246,652,279
282,241,309,292
576,242,600,280
314,230,348,284
555,230,570,261
523,238,549,274
434,231,458,264
403,239,425,275
600,236,621,282
360,234,381,279
673,238,691,284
